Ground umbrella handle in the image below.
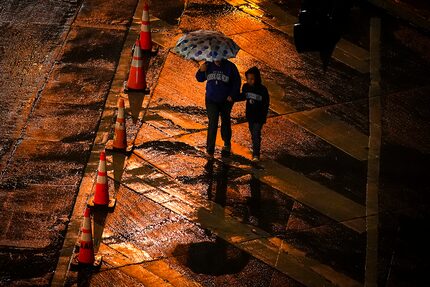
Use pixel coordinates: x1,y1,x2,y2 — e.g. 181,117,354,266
191,59,201,68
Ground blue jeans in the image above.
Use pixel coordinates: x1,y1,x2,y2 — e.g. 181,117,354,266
206,99,233,154
249,122,263,157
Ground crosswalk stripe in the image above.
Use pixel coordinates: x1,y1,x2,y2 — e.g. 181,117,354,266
99,243,201,287
174,130,369,233
286,109,369,161
122,153,363,287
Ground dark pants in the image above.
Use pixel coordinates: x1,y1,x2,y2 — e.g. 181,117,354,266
206,99,233,154
248,122,263,157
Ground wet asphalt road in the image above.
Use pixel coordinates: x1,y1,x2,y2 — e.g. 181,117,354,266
1,0,430,286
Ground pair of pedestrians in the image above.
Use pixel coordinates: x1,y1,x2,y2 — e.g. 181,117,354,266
196,60,270,162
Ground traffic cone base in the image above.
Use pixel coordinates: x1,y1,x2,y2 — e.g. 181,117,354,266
105,139,132,154
124,85,151,94
87,196,116,209
71,253,102,269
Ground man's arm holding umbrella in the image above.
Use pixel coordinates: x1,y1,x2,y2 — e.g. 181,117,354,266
227,63,241,102
196,62,208,82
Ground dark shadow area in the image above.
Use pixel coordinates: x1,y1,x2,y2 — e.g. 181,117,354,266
127,92,145,123
173,238,250,276
111,152,127,191
92,209,109,253
0,246,60,283
378,143,430,286
378,210,430,287
379,143,430,211
75,265,93,287
204,159,229,207
186,239,249,276
243,175,273,232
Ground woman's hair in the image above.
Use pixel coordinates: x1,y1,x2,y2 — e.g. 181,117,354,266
245,66,262,85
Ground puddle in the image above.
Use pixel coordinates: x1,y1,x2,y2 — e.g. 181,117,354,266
135,140,201,156
151,0,186,26
174,239,250,276
185,3,235,17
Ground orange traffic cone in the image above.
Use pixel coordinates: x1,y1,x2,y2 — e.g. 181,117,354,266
112,99,127,150
78,208,95,265
127,40,147,91
70,208,102,269
139,3,152,51
88,151,115,208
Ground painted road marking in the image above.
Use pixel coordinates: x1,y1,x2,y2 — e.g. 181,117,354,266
174,130,369,233
256,160,368,233
239,237,362,287
286,109,369,161
99,243,202,287
122,154,362,287
365,17,382,287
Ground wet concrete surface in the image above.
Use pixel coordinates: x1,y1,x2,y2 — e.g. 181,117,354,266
0,0,139,285
129,136,367,281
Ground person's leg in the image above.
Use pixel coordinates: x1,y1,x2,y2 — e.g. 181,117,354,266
206,99,220,155
220,102,233,150
250,122,262,158
248,121,254,154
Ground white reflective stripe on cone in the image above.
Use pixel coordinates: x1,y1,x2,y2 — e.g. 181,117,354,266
132,59,143,67
140,24,150,32
117,107,125,119
134,47,142,58
82,218,91,230
81,231,92,242
98,160,106,172
115,122,125,130
142,11,149,22
97,174,107,184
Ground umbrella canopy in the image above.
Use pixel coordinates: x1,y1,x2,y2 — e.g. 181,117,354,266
174,30,240,62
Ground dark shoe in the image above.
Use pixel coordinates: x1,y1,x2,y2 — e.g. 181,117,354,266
222,145,231,152
221,145,231,157
205,151,214,159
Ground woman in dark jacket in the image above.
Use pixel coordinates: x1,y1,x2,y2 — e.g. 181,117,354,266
241,67,270,162
196,60,241,157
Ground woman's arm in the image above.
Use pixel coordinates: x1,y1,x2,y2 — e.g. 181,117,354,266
196,62,208,82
